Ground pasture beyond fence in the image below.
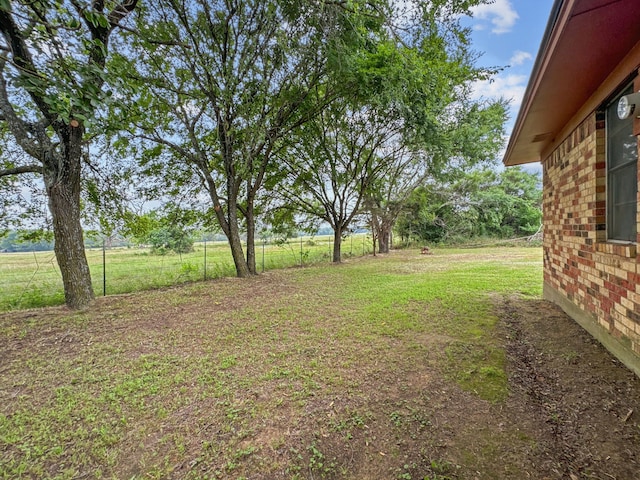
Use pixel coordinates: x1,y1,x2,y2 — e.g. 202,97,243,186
0,234,373,311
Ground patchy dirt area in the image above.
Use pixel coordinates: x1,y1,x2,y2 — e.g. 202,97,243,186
495,297,640,480
267,296,640,480
1,252,639,479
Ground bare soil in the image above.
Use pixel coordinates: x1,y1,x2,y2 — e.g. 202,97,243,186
493,297,640,480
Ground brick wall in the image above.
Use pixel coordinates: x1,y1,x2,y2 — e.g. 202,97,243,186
543,111,640,359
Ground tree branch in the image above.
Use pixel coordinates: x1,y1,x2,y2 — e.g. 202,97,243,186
0,61,42,158
107,0,139,28
0,8,56,121
93,0,105,13
0,164,42,177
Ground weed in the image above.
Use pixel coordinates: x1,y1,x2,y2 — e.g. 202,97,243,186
219,355,237,370
179,262,199,276
562,350,580,363
397,462,416,479
307,442,337,477
331,409,370,440
390,410,404,427
422,459,456,480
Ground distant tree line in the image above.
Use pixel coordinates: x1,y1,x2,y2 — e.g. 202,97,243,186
0,231,54,252
2,165,542,254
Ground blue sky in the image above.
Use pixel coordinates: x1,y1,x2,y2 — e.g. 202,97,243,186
463,0,556,167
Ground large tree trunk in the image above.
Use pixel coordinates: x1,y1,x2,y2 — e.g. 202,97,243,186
332,227,342,263
245,195,257,275
227,204,251,278
203,179,250,278
45,128,94,309
48,181,95,309
378,223,391,254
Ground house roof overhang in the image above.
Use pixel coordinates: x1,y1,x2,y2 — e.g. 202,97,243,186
503,0,640,166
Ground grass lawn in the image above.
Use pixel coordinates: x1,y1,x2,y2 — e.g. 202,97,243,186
0,246,550,479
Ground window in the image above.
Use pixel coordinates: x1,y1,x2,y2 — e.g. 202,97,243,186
607,86,638,242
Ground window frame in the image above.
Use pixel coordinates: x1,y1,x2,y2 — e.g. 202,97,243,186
606,83,638,243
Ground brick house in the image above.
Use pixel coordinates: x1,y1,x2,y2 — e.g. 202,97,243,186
503,0,640,376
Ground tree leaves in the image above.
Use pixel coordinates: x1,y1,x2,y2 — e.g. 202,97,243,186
82,9,110,29
396,167,542,243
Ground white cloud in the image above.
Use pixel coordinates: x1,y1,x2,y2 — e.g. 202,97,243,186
471,73,528,109
509,50,532,66
471,0,519,34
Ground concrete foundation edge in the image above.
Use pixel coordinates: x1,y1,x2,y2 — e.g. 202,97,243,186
543,282,640,379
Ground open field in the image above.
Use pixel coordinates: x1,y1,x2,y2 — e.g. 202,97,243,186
1,247,639,479
0,234,372,311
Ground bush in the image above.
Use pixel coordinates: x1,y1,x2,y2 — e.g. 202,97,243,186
148,227,194,254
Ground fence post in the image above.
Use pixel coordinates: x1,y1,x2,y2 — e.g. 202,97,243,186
300,235,303,266
204,239,207,281
262,239,265,273
102,239,106,296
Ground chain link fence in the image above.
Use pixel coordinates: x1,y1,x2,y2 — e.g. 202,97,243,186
0,234,373,311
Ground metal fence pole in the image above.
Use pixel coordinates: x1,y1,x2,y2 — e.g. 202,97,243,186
102,239,106,296
300,235,303,266
204,239,207,281
262,240,265,273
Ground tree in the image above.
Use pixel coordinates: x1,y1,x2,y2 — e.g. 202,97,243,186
366,100,507,253
274,102,408,262
0,0,138,309
122,208,197,254
364,152,428,254
112,0,383,276
273,1,506,261
147,226,193,255
474,167,542,237
395,166,542,243
394,185,441,244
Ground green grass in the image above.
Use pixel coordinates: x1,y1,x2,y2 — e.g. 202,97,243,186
0,246,544,479
0,234,373,311
295,247,542,402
